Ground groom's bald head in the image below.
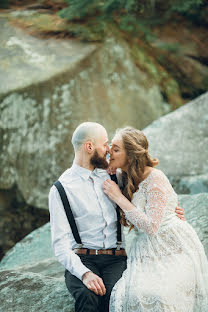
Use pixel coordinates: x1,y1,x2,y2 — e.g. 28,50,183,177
72,122,107,152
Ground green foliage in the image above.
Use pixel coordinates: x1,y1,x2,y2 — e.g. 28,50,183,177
171,0,208,25
59,0,140,22
59,0,206,21
59,0,156,42
170,0,203,13
0,0,9,9
58,0,206,41
155,42,181,53
59,0,99,20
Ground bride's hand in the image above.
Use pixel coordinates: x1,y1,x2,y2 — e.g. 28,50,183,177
103,179,123,203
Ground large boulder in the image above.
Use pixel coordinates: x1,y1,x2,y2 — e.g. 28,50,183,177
0,270,74,312
0,16,168,211
143,92,208,194
0,193,207,312
179,193,208,257
0,223,64,278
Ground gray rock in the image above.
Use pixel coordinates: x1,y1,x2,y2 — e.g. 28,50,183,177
0,17,96,98
176,174,208,195
0,223,64,278
143,92,208,194
0,17,168,211
0,223,61,274
178,193,208,257
0,270,74,312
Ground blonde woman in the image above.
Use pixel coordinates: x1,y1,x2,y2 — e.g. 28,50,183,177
103,127,208,312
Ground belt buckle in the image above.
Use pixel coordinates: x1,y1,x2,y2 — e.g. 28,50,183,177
95,249,98,255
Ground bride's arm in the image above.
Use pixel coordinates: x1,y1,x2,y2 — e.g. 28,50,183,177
122,185,167,235
103,173,167,235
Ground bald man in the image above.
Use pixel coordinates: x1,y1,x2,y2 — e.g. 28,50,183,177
49,122,127,312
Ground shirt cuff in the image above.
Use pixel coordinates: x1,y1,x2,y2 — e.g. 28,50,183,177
75,265,91,281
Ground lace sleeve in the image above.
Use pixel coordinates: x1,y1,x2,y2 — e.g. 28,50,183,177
124,171,168,235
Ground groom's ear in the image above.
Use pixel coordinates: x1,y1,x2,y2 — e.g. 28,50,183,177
84,141,94,154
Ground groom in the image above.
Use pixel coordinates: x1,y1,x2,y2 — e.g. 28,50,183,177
49,122,185,312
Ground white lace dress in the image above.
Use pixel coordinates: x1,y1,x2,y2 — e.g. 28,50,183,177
109,169,208,312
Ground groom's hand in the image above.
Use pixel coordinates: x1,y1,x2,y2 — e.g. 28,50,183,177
106,166,117,175
175,203,186,221
82,271,106,296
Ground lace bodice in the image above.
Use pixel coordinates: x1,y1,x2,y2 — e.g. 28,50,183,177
124,169,178,235
110,169,208,312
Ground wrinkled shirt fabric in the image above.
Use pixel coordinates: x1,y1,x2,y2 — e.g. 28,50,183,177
49,163,124,280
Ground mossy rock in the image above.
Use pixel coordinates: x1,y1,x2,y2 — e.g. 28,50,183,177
6,11,106,42
130,41,182,109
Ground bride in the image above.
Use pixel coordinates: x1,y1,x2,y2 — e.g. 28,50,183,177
103,127,208,312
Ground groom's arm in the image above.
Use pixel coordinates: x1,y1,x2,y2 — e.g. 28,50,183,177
49,186,106,296
48,186,91,280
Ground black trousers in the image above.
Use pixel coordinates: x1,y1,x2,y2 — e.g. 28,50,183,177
65,254,127,312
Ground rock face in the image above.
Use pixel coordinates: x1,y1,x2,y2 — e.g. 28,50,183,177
143,92,208,194
179,193,208,257
0,270,74,312
0,195,49,263
0,17,168,210
153,20,208,99
0,193,208,311
0,16,169,259
0,223,64,278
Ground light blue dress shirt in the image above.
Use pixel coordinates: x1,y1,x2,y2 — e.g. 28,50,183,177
49,163,124,280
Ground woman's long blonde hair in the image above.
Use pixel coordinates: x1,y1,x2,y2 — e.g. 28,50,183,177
115,127,158,228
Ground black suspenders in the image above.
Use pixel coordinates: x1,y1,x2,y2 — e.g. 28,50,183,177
109,174,122,250
53,174,122,250
53,180,83,247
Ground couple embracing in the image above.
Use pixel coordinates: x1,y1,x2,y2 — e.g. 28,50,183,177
49,122,208,312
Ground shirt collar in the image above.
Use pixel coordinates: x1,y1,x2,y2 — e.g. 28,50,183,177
71,163,92,180
93,168,108,178
71,163,108,180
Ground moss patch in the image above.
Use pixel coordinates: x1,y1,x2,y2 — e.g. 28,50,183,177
7,12,72,34
125,37,183,109
3,11,106,41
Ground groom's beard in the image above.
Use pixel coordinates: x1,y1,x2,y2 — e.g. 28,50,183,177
90,150,109,169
